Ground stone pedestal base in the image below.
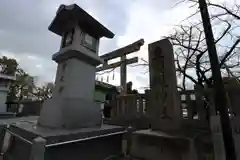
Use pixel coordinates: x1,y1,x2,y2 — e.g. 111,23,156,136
38,97,102,129
130,130,190,160
4,120,126,160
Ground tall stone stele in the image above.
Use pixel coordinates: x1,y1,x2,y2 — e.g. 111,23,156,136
148,39,181,131
38,4,114,129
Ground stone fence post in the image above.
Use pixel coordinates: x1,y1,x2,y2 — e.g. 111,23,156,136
194,85,206,120
30,137,46,160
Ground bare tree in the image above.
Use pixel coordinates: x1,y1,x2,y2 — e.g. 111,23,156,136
34,82,54,100
166,0,240,89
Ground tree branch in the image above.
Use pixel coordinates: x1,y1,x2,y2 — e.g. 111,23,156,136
220,38,240,67
176,57,199,85
208,3,240,20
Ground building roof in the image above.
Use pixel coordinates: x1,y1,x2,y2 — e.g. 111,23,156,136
49,4,114,39
95,81,118,93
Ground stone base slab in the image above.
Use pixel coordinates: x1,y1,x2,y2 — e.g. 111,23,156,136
4,121,126,160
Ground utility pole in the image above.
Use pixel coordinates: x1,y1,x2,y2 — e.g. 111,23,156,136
198,0,236,159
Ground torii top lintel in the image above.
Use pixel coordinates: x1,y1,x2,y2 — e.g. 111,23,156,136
48,4,114,39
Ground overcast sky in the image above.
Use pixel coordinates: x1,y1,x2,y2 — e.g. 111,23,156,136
0,0,232,92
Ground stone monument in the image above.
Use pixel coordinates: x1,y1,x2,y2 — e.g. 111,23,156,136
3,4,126,160
129,39,197,160
148,39,181,130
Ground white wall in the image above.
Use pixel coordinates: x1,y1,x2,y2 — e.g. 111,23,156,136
0,90,8,112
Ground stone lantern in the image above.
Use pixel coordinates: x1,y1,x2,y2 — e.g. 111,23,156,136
38,4,114,129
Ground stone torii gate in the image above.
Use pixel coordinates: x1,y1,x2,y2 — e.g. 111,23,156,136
97,39,144,93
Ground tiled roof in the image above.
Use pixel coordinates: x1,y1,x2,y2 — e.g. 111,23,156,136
49,4,114,38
